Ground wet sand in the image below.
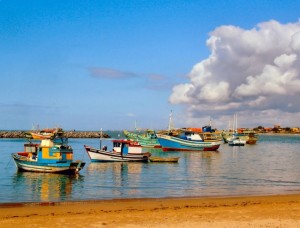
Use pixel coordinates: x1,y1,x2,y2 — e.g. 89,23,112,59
1,194,300,228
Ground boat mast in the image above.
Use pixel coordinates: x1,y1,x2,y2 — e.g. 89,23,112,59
100,128,103,149
233,113,238,134
236,113,238,133
232,113,236,134
168,110,174,133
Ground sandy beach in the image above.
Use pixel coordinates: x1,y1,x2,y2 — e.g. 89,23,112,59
1,194,300,228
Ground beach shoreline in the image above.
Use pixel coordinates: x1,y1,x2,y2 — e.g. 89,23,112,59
1,194,300,227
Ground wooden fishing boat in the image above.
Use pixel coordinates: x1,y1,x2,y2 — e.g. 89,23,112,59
222,131,258,144
149,156,180,162
227,134,246,146
156,111,221,151
11,128,85,174
84,139,151,162
157,131,221,152
123,129,161,148
222,114,258,144
222,113,258,146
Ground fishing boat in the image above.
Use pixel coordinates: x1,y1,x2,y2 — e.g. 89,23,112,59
222,130,258,144
227,134,246,146
84,139,151,162
11,128,85,174
222,113,258,144
149,156,180,162
226,113,246,146
123,129,161,148
156,131,221,152
156,111,221,151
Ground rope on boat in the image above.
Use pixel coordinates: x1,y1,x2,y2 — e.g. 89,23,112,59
76,161,82,173
5,155,13,169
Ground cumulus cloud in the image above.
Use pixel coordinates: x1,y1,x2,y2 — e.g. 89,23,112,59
170,20,300,128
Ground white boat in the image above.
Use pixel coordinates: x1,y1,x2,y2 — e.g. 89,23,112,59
227,134,246,146
84,139,151,162
227,113,246,146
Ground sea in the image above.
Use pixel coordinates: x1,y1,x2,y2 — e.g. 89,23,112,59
1,133,300,203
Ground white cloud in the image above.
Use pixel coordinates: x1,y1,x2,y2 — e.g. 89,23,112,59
170,20,300,128
88,67,138,79
169,83,194,104
126,113,136,117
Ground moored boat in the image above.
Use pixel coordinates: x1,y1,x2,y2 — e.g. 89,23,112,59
11,128,85,174
123,129,161,148
84,139,151,162
227,134,246,146
149,156,180,162
156,131,221,152
222,113,258,144
222,130,258,144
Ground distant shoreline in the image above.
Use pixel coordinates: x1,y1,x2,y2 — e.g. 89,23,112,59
258,132,300,136
0,130,299,138
0,131,110,138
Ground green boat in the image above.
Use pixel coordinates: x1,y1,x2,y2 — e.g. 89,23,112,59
123,129,161,148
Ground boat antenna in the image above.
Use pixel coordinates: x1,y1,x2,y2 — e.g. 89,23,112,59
100,128,103,149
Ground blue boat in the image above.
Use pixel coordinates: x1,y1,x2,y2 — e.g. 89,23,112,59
11,128,85,174
157,130,221,152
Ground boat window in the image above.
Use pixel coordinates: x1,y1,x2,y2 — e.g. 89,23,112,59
113,142,120,147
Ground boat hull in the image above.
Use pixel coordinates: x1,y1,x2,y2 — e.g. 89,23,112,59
85,146,150,162
228,143,245,146
157,134,220,151
228,142,245,146
227,137,246,146
11,153,85,174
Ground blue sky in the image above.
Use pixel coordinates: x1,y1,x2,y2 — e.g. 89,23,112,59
1,0,300,131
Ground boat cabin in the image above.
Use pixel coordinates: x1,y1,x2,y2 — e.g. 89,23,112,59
179,132,203,141
22,138,74,163
112,139,143,154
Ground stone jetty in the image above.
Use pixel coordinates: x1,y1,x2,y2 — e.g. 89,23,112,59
0,131,110,138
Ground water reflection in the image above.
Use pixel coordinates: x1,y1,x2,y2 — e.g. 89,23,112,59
87,162,145,186
12,171,84,202
85,162,146,198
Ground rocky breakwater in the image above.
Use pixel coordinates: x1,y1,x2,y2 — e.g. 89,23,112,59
64,131,110,138
0,131,26,138
0,131,110,138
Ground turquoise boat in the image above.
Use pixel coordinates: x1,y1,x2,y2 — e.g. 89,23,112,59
11,128,85,174
123,129,161,148
157,130,221,152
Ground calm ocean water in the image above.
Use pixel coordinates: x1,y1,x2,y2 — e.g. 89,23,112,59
1,134,300,203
